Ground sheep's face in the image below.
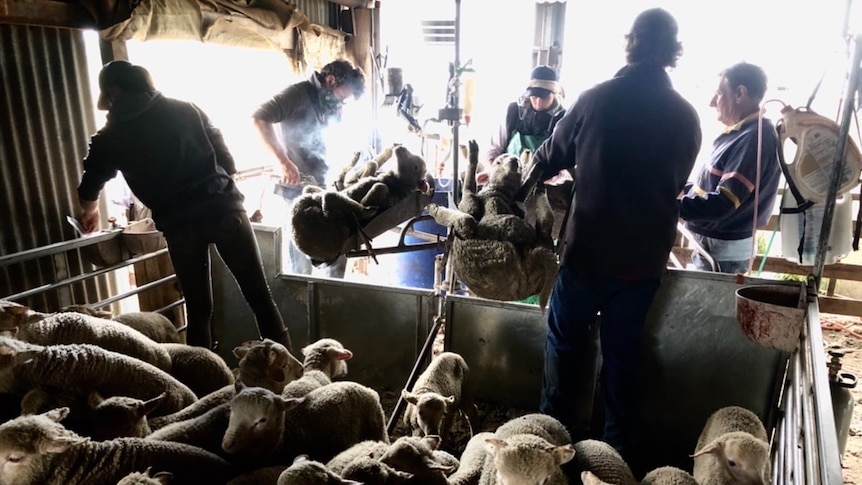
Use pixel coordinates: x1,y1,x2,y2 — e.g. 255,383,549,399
234,339,303,393
487,154,522,192
380,435,453,475
0,410,87,485
412,394,454,436
89,394,162,440
343,456,413,484
485,436,574,485
719,435,770,485
223,387,287,456
303,338,352,380
282,455,356,484
394,146,432,195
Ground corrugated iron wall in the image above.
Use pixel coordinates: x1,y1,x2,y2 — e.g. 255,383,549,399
0,23,111,311
294,0,331,26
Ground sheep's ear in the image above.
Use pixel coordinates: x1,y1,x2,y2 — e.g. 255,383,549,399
232,341,255,359
292,454,311,465
43,407,70,423
279,396,303,413
328,348,353,360
152,471,173,484
1,302,29,316
87,391,105,409
444,395,456,405
421,435,441,450
484,438,508,456
691,440,723,458
553,444,576,465
581,471,609,485
423,459,456,473
401,390,419,405
234,380,246,393
390,470,413,484
39,435,88,454
138,392,167,417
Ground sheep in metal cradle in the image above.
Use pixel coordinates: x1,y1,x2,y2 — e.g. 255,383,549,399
290,145,435,265
425,140,558,308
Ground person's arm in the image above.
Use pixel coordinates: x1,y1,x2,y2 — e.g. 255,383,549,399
195,104,237,176
252,118,299,186
516,101,580,202
75,133,117,233
77,198,100,233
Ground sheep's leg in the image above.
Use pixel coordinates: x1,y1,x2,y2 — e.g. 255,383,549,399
427,204,477,239
359,182,390,209
321,192,377,219
462,140,480,198
532,185,555,248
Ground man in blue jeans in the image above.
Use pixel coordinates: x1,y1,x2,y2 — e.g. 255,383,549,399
519,8,701,468
679,62,781,275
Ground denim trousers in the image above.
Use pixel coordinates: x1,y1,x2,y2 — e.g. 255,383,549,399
162,210,286,349
540,265,661,463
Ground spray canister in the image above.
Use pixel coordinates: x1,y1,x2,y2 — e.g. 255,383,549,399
827,348,857,456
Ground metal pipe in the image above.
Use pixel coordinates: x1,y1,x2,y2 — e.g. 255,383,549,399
813,34,862,280
92,274,177,308
347,242,440,258
0,229,124,268
451,0,462,208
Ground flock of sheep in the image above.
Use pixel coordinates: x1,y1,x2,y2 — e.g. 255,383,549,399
0,299,771,484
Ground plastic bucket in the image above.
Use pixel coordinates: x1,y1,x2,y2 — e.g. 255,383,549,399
736,284,806,352
389,186,449,289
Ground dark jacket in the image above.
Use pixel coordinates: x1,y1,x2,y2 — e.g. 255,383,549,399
532,63,702,279
78,92,244,232
680,116,781,240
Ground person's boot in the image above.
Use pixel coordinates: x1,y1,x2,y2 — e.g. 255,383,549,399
276,329,293,354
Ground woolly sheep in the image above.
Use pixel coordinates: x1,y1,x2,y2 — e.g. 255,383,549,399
479,413,575,485
149,339,302,431
447,432,496,485
116,467,173,485
222,381,389,463
0,337,196,416
341,456,413,485
278,455,361,485
379,435,457,485
282,338,353,399
692,406,770,485
225,465,288,484
160,343,235,398
146,403,231,459
581,471,611,485
0,407,234,485
88,392,166,440
569,439,637,485
640,466,699,485
402,351,479,444
326,439,390,474
60,305,182,344
0,302,172,371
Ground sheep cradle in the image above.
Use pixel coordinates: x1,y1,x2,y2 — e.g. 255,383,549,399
692,405,771,485
426,140,558,309
0,408,234,485
0,338,196,417
290,145,435,265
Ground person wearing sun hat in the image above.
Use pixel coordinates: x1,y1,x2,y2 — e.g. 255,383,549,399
483,64,566,174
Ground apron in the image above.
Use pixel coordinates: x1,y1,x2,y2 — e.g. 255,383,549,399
506,132,546,157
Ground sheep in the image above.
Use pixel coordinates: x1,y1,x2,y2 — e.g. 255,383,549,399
379,435,457,484
278,454,361,485
221,380,389,463
692,405,770,485
478,413,575,485
146,402,232,459
569,439,637,485
425,141,558,309
148,338,302,431
0,302,172,372
447,432,496,485
640,466,700,485
88,392,166,440
116,467,173,484
290,145,435,265
160,343,235,398
401,351,479,445
341,456,414,484
0,337,196,417
225,465,288,484
327,439,390,474
60,305,182,344
282,337,353,399
0,407,234,485
581,471,611,485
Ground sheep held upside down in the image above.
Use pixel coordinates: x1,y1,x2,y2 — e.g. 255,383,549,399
426,140,558,308
290,145,436,265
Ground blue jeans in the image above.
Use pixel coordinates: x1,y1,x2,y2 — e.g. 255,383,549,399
162,211,287,349
691,251,750,274
540,266,661,462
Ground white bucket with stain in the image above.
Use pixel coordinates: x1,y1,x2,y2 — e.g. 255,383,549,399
736,284,806,352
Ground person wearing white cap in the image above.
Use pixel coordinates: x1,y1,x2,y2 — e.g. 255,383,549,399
482,65,566,180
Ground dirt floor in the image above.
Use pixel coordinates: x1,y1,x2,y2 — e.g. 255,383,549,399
823,314,862,484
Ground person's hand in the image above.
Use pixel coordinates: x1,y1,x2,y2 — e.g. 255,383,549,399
78,207,100,233
279,153,300,186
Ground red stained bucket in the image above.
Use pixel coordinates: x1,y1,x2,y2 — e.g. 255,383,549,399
736,284,806,352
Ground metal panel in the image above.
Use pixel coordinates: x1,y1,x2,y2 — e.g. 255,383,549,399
0,23,112,310
294,0,331,26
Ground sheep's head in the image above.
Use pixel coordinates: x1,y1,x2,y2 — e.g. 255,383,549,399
0,408,89,485
394,146,433,195
342,456,413,485
401,390,455,436
59,305,112,319
301,338,353,380
380,435,456,475
692,431,769,485
233,339,303,393
117,466,173,485
222,384,295,457
0,338,43,370
486,153,523,196
485,434,574,485
280,455,361,484
88,392,165,440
